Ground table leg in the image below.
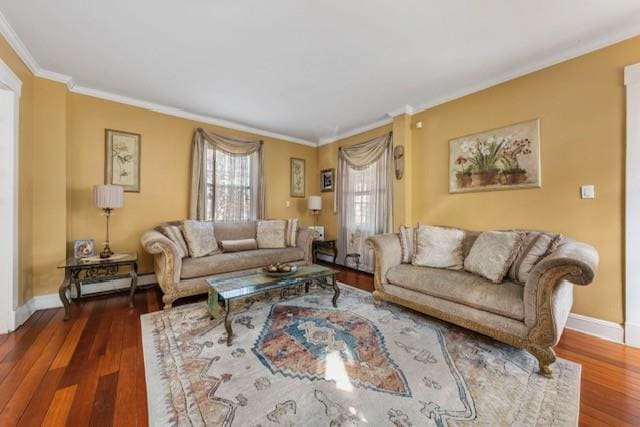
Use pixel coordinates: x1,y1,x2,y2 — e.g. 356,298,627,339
59,268,72,321
305,280,310,293
129,262,138,308
224,300,233,346
331,274,340,308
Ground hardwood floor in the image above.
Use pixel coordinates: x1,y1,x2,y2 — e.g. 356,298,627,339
0,265,637,426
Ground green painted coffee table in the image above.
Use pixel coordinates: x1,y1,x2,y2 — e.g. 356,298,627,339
206,264,339,346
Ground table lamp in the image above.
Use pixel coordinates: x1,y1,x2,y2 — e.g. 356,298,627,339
308,196,322,227
94,185,124,258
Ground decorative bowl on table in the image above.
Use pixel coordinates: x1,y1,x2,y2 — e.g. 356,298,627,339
262,263,298,277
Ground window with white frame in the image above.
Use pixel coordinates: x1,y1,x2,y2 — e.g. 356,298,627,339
204,147,259,222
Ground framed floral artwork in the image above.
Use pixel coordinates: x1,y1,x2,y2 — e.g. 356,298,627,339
105,129,141,192
290,158,305,198
449,119,541,193
320,168,334,192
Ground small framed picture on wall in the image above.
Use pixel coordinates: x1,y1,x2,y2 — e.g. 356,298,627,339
320,168,334,192
290,158,305,198
105,129,141,192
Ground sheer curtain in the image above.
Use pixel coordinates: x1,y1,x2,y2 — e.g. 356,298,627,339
205,148,261,221
190,128,264,221
337,133,393,272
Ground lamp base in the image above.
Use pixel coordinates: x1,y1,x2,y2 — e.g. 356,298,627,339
100,244,114,259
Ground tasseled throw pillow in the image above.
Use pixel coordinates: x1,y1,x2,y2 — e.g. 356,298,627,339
160,224,189,258
181,220,220,258
256,220,287,249
464,231,525,283
508,232,562,283
398,225,414,264
412,225,465,270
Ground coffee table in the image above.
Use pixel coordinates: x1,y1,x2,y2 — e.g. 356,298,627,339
206,264,339,346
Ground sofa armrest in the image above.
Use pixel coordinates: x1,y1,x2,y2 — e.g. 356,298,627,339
297,228,319,263
140,230,183,289
366,234,402,292
524,238,599,343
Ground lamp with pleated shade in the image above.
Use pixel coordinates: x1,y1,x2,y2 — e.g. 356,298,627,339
93,185,124,258
308,196,322,226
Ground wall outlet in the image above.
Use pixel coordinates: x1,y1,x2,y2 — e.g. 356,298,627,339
581,185,595,199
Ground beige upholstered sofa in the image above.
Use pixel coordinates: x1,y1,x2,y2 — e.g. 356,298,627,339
141,221,317,309
367,229,598,376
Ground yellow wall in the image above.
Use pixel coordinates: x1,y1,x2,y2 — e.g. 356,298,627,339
67,93,318,274
318,36,640,323
410,36,640,324
2,30,639,323
316,124,393,240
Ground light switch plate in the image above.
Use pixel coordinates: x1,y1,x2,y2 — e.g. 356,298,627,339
581,185,595,199
285,200,291,208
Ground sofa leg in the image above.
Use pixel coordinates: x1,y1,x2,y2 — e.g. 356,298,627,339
528,345,556,377
162,295,174,311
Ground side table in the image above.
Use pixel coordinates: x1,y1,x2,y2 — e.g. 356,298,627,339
57,252,138,320
313,239,337,264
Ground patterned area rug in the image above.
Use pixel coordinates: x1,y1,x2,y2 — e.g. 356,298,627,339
141,284,580,426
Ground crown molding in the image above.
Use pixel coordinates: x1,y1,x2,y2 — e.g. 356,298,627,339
317,117,393,146
0,10,317,147
0,11,39,74
387,104,415,118
69,84,317,146
625,63,640,86
318,21,640,145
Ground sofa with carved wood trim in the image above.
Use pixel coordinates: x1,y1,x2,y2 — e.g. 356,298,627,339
367,228,598,376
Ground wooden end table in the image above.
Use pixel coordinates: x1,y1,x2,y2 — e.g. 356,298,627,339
313,239,337,264
57,252,138,320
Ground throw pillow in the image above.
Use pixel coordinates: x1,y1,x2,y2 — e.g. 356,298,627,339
181,220,220,258
508,232,563,283
256,220,287,249
464,231,525,283
285,218,299,247
160,224,189,258
220,239,258,253
412,225,465,270
398,225,414,264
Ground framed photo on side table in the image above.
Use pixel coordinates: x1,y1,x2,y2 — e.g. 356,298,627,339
73,239,95,259
105,129,141,192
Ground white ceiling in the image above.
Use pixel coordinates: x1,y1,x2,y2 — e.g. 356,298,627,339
1,0,640,145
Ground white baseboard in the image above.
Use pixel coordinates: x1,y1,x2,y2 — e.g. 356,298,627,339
565,313,624,344
625,322,640,348
10,273,157,331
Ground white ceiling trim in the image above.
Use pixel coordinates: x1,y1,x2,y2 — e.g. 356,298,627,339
2,10,640,147
317,116,393,146
69,84,317,146
0,11,317,147
412,20,640,115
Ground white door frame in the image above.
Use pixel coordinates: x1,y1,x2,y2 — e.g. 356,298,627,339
625,63,640,348
0,57,21,334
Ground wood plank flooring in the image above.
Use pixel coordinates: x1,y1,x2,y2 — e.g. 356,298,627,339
0,264,637,426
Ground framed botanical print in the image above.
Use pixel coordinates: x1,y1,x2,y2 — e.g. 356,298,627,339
290,158,305,198
320,168,334,192
449,119,541,193
105,129,141,192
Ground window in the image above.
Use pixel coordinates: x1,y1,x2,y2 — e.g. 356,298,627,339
204,147,259,221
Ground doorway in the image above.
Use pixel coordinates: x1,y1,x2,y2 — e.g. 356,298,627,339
0,58,21,333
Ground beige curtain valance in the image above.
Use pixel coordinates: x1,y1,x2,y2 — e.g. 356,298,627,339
338,132,393,169
190,128,265,220
194,127,263,155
